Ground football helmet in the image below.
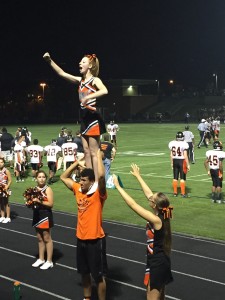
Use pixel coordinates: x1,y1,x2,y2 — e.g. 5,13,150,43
213,141,223,150
176,131,184,141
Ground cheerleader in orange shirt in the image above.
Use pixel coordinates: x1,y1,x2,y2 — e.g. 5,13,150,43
43,52,108,181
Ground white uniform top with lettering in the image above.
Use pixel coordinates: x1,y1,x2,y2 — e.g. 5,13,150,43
26,145,43,164
14,144,25,164
44,145,61,162
61,142,78,163
205,149,225,170
107,124,119,137
168,140,189,159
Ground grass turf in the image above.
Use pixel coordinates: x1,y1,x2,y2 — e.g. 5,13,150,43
5,123,225,241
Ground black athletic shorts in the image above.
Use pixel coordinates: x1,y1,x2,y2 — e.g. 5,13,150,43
76,236,108,283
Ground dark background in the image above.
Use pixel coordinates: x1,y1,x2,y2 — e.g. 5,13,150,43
1,0,225,123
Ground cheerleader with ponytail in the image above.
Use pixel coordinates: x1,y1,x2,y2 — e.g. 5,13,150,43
113,164,173,300
43,52,108,183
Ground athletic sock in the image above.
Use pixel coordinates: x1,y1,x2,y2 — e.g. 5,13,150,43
172,180,178,194
180,181,185,195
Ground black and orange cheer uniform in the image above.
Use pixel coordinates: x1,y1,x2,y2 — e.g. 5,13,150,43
32,185,54,229
78,77,106,136
144,215,173,290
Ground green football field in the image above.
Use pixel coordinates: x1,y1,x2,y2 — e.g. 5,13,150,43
5,123,225,241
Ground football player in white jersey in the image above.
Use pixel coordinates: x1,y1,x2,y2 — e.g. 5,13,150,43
61,136,78,170
44,140,61,184
107,121,119,148
204,140,225,203
168,132,190,197
14,135,26,182
26,139,43,180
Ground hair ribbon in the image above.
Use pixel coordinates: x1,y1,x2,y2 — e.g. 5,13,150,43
162,206,173,219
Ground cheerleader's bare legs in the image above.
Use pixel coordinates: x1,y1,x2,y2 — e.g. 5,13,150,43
82,135,100,181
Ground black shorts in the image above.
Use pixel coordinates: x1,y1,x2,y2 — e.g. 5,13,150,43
210,169,222,188
77,237,108,283
48,161,57,173
31,163,39,171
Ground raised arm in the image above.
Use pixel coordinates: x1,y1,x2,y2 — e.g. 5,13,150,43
98,149,106,196
113,175,161,228
130,164,153,200
43,52,81,83
60,160,80,190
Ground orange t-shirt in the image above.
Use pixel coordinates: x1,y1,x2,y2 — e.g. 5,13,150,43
72,182,107,240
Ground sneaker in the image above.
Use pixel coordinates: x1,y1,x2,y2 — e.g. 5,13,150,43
173,193,178,197
32,259,45,268
40,261,53,270
216,200,222,204
0,217,5,222
181,194,187,198
2,217,11,223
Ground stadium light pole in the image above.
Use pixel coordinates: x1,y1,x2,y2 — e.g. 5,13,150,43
40,83,46,100
155,80,160,94
213,73,218,93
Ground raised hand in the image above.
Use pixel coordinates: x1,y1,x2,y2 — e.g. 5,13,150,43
130,163,140,177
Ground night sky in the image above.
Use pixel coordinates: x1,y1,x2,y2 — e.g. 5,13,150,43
2,0,225,89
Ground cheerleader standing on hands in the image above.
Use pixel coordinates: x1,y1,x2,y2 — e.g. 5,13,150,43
43,52,108,182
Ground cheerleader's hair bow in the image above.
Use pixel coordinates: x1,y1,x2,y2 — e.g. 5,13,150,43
162,206,173,219
86,54,97,60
